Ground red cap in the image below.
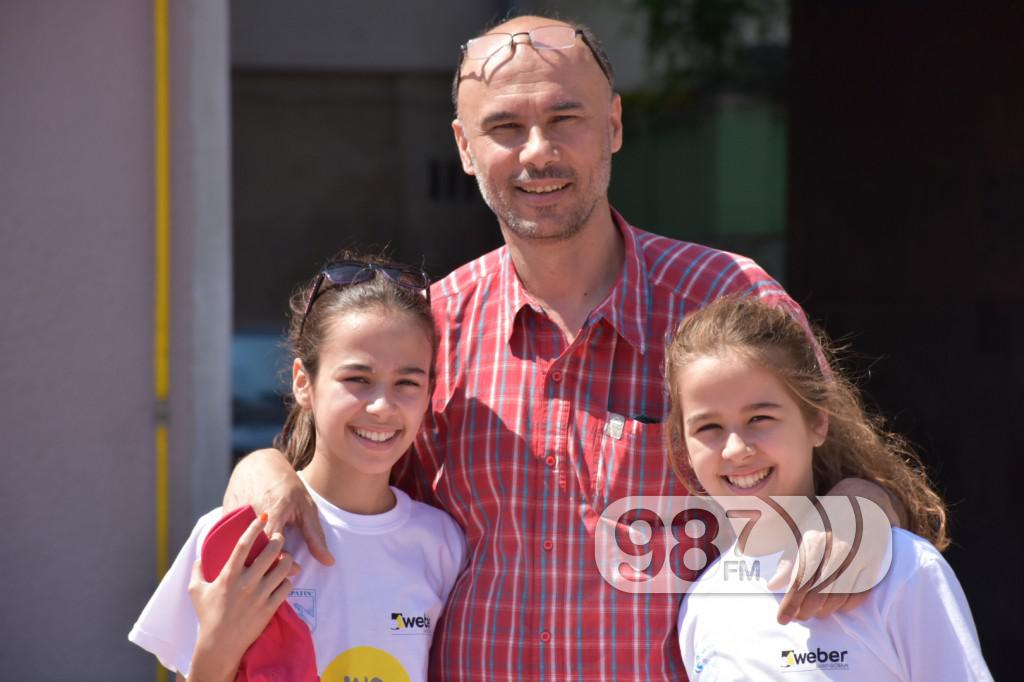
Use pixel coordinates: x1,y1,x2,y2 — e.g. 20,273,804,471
201,505,319,681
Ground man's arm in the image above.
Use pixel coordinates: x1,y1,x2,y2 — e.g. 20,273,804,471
830,476,905,527
772,477,905,623
223,448,334,566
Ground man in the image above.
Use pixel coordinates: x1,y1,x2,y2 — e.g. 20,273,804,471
227,15,898,680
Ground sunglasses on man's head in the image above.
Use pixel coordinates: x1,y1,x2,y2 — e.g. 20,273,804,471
299,260,431,335
456,25,613,91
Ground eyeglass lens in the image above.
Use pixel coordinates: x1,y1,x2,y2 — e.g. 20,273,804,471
324,262,428,291
323,263,376,287
300,262,429,333
464,25,577,60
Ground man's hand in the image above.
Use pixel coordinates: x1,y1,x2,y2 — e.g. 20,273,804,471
224,448,334,566
770,479,900,624
769,527,871,624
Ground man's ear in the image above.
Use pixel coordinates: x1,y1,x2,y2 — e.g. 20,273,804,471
609,93,623,154
292,357,313,409
452,119,476,175
811,410,829,448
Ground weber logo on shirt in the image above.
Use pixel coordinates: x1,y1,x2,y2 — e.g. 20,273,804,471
390,612,431,634
781,647,849,672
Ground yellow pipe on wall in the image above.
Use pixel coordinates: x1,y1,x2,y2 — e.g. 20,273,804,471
153,0,170,679
154,0,170,576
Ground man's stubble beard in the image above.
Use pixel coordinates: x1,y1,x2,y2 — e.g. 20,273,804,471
468,142,612,244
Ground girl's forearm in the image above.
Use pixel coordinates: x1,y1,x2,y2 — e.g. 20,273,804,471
186,631,244,682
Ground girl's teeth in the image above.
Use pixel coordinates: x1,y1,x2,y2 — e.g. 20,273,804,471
726,468,770,489
354,428,397,443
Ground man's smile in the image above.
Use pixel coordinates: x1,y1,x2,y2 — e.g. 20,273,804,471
517,181,570,194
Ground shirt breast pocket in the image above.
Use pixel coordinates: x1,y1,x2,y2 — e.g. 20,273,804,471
590,415,679,512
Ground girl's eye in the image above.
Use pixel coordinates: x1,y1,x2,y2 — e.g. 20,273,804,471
343,376,370,384
750,415,773,424
397,379,422,388
694,423,720,434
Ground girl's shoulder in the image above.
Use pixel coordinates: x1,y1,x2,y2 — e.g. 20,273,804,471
396,490,468,576
190,506,229,552
887,528,951,583
870,528,970,619
401,489,456,522
400,491,465,542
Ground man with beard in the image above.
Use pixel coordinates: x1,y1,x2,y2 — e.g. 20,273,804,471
225,14,899,680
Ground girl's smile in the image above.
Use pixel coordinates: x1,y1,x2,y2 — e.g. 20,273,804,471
723,466,773,492
350,426,401,444
675,351,827,500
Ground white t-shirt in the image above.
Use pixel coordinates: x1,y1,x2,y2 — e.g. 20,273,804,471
678,529,992,681
129,484,465,682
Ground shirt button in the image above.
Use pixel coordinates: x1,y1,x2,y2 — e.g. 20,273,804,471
550,370,562,382
540,630,551,643
545,455,556,467
543,539,554,551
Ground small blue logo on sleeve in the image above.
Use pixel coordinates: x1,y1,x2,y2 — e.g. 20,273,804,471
289,588,317,632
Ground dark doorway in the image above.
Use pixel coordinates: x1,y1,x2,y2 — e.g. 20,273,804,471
788,3,1024,677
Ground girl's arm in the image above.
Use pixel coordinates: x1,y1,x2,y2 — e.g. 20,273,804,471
184,514,297,682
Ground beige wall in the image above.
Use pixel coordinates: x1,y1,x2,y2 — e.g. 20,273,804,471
0,1,231,678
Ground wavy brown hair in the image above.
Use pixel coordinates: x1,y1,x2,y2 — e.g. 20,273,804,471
273,251,436,471
664,295,949,550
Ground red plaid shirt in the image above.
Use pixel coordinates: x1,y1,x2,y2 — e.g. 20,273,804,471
398,209,797,681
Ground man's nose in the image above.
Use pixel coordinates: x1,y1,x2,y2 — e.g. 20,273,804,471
520,126,558,168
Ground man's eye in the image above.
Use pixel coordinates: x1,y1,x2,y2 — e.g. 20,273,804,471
344,376,370,384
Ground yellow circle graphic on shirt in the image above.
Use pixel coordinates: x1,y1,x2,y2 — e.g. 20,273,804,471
321,646,410,682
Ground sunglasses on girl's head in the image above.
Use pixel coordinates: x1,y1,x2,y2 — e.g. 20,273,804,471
299,260,431,334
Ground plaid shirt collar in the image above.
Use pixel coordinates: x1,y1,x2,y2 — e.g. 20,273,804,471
498,207,650,354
